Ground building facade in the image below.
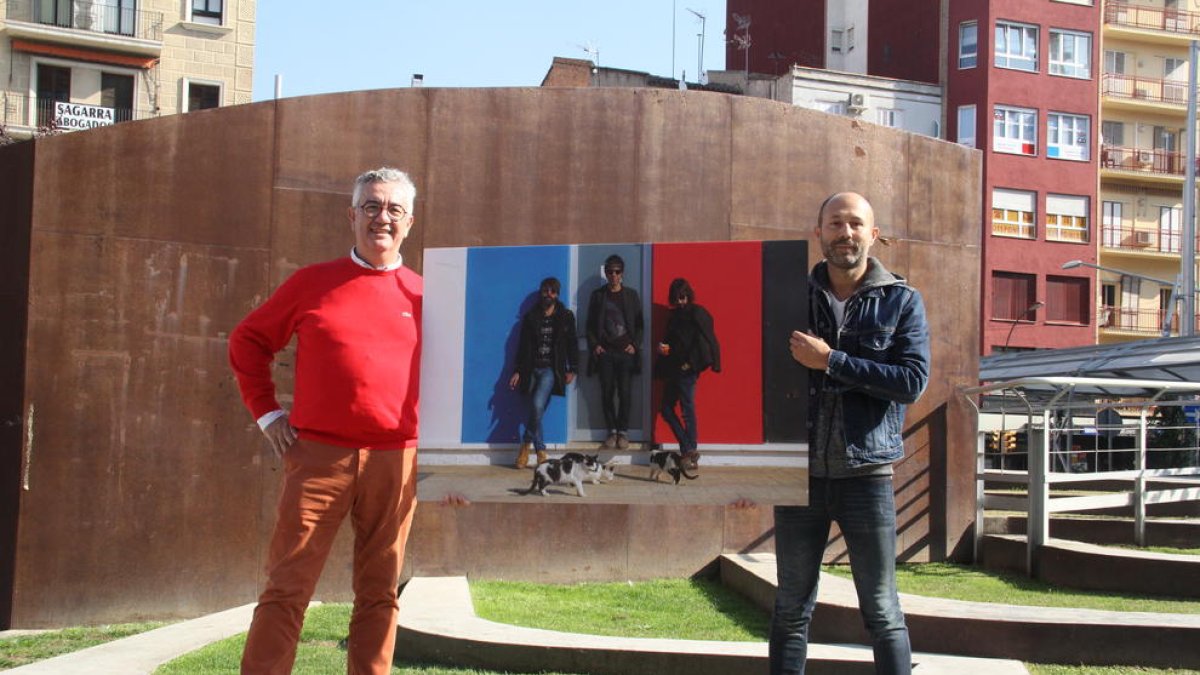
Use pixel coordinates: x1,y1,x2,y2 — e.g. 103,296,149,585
731,0,1200,352
1,0,255,138
1098,0,1200,341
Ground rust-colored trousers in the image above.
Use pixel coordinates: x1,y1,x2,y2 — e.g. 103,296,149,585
241,438,418,675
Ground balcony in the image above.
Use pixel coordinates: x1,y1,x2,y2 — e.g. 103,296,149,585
2,92,154,135
1100,224,1183,254
1101,145,1189,178
1105,0,1200,38
4,0,164,52
1102,73,1189,107
1099,304,1198,335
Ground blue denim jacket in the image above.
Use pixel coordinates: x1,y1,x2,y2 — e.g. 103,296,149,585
807,257,931,467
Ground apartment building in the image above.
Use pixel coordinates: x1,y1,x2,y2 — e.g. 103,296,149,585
730,0,1200,353
1098,0,1200,342
1,0,255,138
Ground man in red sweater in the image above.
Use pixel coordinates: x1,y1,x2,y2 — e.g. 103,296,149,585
229,167,422,674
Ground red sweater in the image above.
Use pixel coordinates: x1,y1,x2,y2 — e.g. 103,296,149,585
229,257,423,450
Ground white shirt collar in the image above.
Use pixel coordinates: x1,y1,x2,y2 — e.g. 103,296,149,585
350,247,404,271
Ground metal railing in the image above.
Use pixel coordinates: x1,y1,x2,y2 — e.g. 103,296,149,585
2,92,151,131
1099,304,1173,333
1105,0,1200,37
965,378,1200,576
1100,224,1183,253
1101,145,1189,176
1102,72,1190,105
5,0,164,41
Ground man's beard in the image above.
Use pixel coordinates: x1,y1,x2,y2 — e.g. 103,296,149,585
822,238,865,269
541,296,555,309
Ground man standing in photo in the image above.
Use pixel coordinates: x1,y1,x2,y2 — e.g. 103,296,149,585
586,254,644,450
229,167,423,675
509,276,579,468
771,192,931,675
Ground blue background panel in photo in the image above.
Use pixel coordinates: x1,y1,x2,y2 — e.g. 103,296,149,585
462,245,571,443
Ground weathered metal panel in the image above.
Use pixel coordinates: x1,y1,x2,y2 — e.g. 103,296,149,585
4,88,981,627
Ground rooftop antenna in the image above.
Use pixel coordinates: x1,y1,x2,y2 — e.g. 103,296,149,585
686,8,706,83
577,42,600,68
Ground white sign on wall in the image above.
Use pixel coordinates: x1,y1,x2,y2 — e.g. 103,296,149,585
54,101,115,131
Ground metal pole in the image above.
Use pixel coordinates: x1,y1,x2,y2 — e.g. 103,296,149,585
672,0,676,80
1027,411,1050,577
1184,40,1198,336
1135,409,1148,546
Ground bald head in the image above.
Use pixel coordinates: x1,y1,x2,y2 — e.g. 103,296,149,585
814,191,879,274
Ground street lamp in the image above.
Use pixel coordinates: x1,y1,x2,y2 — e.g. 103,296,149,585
1002,300,1045,352
1061,260,1191,336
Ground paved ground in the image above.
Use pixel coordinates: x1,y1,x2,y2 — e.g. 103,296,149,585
0,603,258,674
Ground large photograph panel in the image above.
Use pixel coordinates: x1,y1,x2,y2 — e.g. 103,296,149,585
418,241,807,506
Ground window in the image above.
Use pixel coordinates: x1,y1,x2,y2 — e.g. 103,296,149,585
1101,120,1124,147
1046,194,1089,243
831,28,844,53
191,0,223,25
817,100,847,115
996,21,1038,72
36,63,71,128
992,271,1037,320
186,81,221,111
846,26,855,52
877,109,903,128
992,188,1036,239
1046,276,1089,324
1160,206,1182,252
100,73,134,123
1104,50,1128,75
1049,30,1091,78
993,105,1037,156
959,22,978,69
1164,57,1187,103
1047,112,1089,161
957,105,976,147
1102,201,1124,247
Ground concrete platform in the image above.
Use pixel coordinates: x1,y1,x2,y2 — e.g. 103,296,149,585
415,463,807,506
395,575,1030,675
721,553,1200,669
981,533,1200,598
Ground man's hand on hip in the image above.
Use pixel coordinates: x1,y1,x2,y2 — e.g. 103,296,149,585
263,415,297,459
790,330,832,371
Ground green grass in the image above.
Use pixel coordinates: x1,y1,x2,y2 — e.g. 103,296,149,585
1113,544,1200,556
0,621,167,669
822,562,1200,615
470,577,769,641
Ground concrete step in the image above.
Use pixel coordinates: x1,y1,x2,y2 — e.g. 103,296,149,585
721,552,1200,669
980,533,1200,598
395,575,1029,675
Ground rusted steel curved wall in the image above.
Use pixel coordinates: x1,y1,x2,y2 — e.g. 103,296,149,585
0,88,980,627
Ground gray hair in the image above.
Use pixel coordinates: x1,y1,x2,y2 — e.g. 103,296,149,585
351,167,416,211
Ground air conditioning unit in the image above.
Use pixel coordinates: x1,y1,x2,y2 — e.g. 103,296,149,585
1133,230,1153,245
847,93,866,112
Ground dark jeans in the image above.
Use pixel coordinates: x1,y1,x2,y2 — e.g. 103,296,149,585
769,476,911,675
522,367,555,451
660,370,698,452
596,349,635,432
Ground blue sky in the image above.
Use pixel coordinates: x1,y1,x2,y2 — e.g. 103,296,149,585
252,1,731,101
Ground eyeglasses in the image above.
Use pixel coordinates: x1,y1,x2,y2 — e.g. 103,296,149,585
358,201,408,219
604,268,624,276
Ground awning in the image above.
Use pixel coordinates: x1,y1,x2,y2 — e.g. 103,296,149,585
11,39,158,69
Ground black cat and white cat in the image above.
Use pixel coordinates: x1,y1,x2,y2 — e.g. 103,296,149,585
522,452,604,497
